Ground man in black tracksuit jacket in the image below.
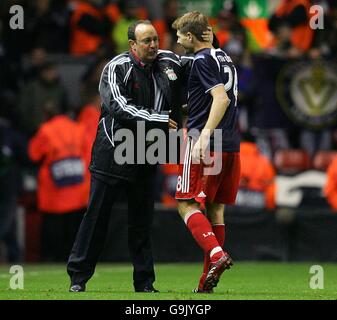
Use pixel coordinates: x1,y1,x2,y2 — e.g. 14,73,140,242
67,20,192,292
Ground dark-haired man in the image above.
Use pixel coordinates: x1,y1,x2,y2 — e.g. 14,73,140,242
67,20,188,293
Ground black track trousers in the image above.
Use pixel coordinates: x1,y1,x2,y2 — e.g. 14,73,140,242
67,169,156,291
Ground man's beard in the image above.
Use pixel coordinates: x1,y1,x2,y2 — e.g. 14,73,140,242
143,52,158,64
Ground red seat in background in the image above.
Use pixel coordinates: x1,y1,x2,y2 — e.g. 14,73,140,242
312,151,337,172
273,149,311,175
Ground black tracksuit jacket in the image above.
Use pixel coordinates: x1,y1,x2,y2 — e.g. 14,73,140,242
89,50,192,181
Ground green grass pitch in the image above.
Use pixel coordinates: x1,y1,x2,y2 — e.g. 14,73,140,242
0,262,336,300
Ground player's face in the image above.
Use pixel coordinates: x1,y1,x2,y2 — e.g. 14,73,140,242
176,30,194,54
130,24,159,64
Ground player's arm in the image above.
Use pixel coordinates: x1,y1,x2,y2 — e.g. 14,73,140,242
192,86,230,162
203,85,230,135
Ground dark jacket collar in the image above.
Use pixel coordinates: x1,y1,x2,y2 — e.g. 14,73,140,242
129,50,154,73
130,50,145,68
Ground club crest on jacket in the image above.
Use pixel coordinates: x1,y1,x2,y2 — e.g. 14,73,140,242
164,67,177,81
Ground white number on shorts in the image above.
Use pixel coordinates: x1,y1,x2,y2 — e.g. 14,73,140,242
176,175,182,192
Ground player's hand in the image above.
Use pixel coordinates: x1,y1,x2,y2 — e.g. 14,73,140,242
192,130,211,163
181,104,188,114
168,110,178,130
192,133,209,163
192,138,202,163
169,118,178,130
202,26,213,43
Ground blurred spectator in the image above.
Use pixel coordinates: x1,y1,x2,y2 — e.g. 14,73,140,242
268,0,313,56
111,0,167,51
70,0,116,56
112,0,148,53
77,89,101,152
28,101,88,261
224,37,253,133
229,0,274,52
215,10,232,49
22,47,48,82
80,55,110,97
0,105,28,263
77,88,101,201
18,59,67,137
215,9,246,51
1,0,28,61
163,0,179,51
324,155,337,212
25,0,71,53
142,0,168,49
0,1,27,106
235,132,276,211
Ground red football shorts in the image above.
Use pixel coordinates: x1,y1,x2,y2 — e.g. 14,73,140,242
175,137,241,205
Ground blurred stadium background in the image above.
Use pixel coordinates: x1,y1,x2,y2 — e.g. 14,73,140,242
0,0,337,275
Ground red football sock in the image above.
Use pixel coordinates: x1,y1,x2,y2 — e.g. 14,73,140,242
202,224,225,274
185,211,223,261
213,224,225,247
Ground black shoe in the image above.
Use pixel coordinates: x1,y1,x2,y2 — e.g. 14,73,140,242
135,286,159,293
69,284,86,292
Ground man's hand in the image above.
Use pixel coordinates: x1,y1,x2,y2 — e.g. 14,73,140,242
202,26,213,43
168,110,178,130
191,131,210,163
181,104,188,116
169,118,178,130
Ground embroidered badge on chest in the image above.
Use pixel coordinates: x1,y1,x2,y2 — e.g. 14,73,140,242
164,67,177,81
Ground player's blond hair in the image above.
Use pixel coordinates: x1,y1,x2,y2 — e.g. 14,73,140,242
172,11,210,42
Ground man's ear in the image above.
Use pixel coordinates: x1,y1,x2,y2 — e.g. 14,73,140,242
129,39,136,50
187,32,193,42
